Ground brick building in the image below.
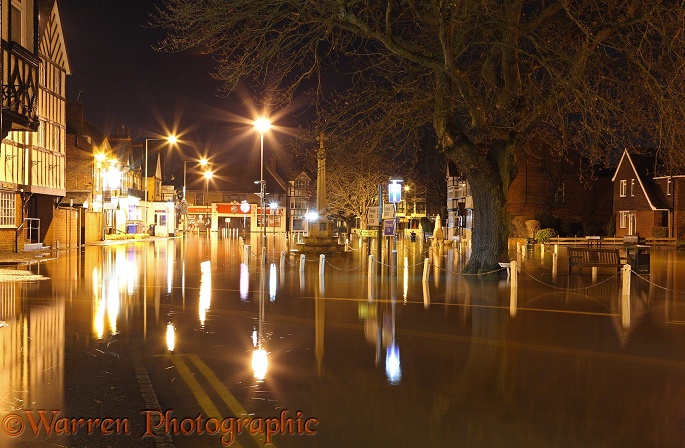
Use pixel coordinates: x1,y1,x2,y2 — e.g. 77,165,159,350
0,0,71,252
612,149,679,239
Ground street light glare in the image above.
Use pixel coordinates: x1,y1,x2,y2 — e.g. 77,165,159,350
203,170,213,179
167,135,178,144
200,158,208,167
254,117,271,133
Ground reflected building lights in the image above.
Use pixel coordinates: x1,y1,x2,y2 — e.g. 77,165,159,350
269,263,277,302
106,280,120,334
240,263,249,301
199,261,212,328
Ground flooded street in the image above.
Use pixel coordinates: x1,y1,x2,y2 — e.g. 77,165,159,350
2,235,685,447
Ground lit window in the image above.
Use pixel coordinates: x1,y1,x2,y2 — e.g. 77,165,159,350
0,192,16,227
667,178,672,196
619,180,627,197
630,179,635,196
619,211,628,229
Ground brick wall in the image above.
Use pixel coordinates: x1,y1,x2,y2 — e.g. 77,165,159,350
46,207,79,249
507,150,613,230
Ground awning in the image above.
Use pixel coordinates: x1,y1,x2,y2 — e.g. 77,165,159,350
58,192,91,208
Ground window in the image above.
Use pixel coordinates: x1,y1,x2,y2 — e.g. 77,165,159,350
619,180,627,197
667,178,672,196
10,2,23,45
619,211,628,229
630,179,635,196
0,192,16,227
555,183,565,203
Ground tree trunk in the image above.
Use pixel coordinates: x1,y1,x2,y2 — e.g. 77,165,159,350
443,139,516,274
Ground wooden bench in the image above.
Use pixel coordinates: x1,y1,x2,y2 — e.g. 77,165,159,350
568,247,624,274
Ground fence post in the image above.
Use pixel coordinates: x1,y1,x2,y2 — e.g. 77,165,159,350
622,264,631,328
422,257,430,283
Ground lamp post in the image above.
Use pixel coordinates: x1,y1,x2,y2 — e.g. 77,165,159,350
144,135,177,230
254,118,271,249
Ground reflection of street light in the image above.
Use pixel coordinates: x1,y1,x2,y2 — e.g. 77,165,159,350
203,170,213,232
254,118,271,249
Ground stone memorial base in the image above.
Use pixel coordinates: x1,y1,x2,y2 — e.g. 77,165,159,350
295,220,347,254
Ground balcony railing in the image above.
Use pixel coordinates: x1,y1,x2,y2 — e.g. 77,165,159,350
2,40,39,135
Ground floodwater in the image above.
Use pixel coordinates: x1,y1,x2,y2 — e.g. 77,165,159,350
2,234,685,447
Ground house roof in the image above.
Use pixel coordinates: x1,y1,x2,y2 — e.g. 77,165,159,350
612,149,670,210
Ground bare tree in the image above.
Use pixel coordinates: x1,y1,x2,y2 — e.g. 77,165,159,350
153,1,685,272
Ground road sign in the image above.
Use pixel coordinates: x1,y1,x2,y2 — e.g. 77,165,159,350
383,204,395,219
358,229,377,237
367,206,379,226
383,219,396,236
388,182,402,203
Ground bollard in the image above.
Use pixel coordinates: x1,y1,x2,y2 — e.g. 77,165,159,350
262,247,266,265
300,254,306,274
592,266,598,283
554,244,558,255
540,243,545,260
516,241,520,254
391,249,397,277
622,264,631,328
510,261,518,317
319,254,325,276
280,251,286,271
422,257,430,283
552,252,558,282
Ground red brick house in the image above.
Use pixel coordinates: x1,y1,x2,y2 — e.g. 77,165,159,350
612,149,675,239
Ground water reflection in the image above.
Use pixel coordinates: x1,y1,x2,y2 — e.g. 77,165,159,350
5,236,685,447
269,263,277,302
199,260,211,328
166,322,176,352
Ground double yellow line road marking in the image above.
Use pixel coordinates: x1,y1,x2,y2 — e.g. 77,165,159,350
169,353,271,447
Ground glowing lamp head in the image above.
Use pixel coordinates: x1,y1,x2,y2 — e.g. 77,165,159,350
254,117,271,133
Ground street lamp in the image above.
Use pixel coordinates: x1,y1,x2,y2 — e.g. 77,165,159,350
144,135,177,229
203,169,213,232
254,118,271,249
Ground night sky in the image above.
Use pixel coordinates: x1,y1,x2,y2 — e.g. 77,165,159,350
59,0,309,178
